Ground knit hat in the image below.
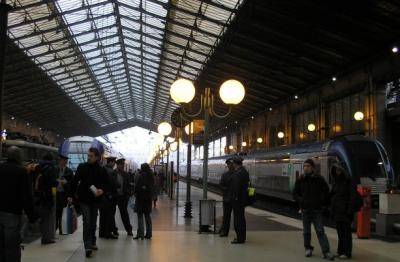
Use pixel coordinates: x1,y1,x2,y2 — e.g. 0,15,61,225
304,158,315,167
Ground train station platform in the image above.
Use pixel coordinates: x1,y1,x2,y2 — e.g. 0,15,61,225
21,183,400,262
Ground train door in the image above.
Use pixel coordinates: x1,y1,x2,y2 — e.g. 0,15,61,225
289,162,302,191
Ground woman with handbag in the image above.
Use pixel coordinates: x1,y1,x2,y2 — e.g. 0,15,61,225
133,163,154,240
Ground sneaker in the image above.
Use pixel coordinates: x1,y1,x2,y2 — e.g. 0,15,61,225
85,250,93,258
323,252,335,261
305,249,313,257
338,255,351,259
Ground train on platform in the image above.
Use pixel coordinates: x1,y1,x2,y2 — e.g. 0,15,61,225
59,136,137,172
180,135,394,207
1,139,58,164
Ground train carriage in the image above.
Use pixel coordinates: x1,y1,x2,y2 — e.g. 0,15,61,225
181,135,393,207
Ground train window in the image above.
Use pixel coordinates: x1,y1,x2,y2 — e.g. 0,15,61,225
350,141,386,179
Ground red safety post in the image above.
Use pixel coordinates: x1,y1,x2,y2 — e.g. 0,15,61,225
357,185,371,239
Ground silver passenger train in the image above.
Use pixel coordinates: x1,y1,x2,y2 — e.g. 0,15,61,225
180,135,394,206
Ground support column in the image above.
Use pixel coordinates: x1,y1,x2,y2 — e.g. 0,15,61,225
202,102,210,200
0,0,11,159
184,124,192,218
176,130,180,207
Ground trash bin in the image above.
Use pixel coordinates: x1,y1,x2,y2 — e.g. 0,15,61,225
199,199,216,233
357,185,371,239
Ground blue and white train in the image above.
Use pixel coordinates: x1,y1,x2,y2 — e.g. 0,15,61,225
180,135,394,207
59,136,137,172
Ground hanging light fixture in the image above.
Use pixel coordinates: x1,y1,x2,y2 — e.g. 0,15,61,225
277,131,285,139
354,111,364,121
157,122,172,136
257,137,263,143
219,80,245,105
184,122,194,135
170,79,196,104
307,123,316,132
241,141,247,147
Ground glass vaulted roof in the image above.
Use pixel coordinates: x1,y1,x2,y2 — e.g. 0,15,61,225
7,0,243,129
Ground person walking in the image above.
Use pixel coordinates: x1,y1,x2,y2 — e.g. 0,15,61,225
0,146,37,262
229,156,249,244
37,153,58,245
99,157,118,239
293,159,335,260
69,148,110,258
153,172,161,208
133,163,154,240
55,155,74,235
111,158,133,236
330,164,357,259
219,158,235,237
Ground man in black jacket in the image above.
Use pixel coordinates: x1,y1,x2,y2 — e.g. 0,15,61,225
69,148,110,258
229,156,250,244
293,159,334,261
37,153,58,244
99,156,118,239
219,158,234,237
0,146,36,262
55,154,74,235
111,158,133,236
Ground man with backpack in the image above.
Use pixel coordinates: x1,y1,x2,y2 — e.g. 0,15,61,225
293,159,335,260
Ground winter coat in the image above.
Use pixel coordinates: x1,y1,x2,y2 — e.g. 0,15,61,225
0,160,36,222
111,170,132,197
55,166,74,193
228,166,250,206
219,170,234,202
293,172,330,210
36,161,58,208
330,175,357,222
134,171,154,214
69,162,110,205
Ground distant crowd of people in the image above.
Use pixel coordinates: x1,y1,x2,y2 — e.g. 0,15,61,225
0,146,162,261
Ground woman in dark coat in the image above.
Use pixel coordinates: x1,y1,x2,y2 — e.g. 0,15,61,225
133,163,154,240
330,164,357,259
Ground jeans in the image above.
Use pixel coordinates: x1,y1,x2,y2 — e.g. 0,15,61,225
0,212,22,262
220,201,232,235
116,196,132,233
79,203,98,250
302,209,330,254
36,206,55,241
232,202,246,242
99,199,115,237
336,221,352,256
137,213,152,238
